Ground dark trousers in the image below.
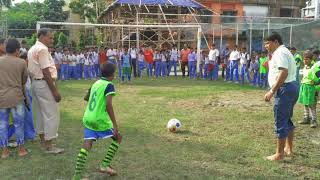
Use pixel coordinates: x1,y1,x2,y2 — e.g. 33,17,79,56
131,58,137,77
181,61,188,77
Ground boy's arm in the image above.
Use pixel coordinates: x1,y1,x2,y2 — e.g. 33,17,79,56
106,95,122,143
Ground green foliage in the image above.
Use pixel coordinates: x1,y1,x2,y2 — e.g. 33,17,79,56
69,0,97,23
69,0,106,23
5,1,67,38
25,33,37,47
53,31,60,47
0,0,11,8
57,32,68,47
78,32,85,50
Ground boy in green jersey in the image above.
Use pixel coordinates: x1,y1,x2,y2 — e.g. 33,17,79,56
73,63,122,180
259,51,268,88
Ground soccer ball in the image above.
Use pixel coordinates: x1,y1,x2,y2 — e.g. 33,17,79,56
167,119,182,133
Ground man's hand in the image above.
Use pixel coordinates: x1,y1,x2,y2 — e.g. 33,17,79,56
52,91,62,102
264,91,274,102
113,129,122,144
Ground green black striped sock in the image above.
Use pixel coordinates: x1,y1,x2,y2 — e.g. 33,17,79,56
74,148,88,177
101,140,120,168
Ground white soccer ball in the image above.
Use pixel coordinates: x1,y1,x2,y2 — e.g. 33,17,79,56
167,119,182,133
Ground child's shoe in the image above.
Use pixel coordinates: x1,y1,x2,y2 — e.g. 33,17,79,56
298,117,310,124
310,121,318,128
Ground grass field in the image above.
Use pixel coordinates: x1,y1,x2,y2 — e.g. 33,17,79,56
1,77,320,180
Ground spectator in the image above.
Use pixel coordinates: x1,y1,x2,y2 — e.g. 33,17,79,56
0,39,29,158
28,28,64,154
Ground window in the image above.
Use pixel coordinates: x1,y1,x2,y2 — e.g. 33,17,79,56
280,8,293,17
222,10,237,23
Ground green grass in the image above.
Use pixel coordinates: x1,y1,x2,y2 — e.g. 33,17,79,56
1,77,320,180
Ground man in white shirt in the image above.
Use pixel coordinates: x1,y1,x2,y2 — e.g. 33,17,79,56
168,45,179,76
228,45,240,83
130,47,138,77
208,44,220,80
239,47,251,84
264,32,299,161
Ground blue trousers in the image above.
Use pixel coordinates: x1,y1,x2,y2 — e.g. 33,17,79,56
138,61,145,78
161,62,167,77
213,63,219,80
259,73,268,88
61,64,69,80
203,64,209,79
76,64,82,79
94,64,100,77
240,64,251,84
168,61,178,76
69,66,77,79
188,61,196,79
117,62,122,78
155,61,161,78
251,71,259,86
84,65,91,79
274,82,299,138
230,60,239,82
147,63,153,77
0,102,25,148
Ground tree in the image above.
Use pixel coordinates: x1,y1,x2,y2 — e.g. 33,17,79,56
57,32,68,47
43,0,67,22
69,0,108,23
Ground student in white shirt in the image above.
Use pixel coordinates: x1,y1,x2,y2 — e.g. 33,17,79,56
130,47,138,77
208,44,220,80
168,45,179,76
228,45,240,83
240,47,251,84
264,32,299,161
137,50,145,78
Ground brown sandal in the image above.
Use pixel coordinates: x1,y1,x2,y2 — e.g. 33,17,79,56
99,166,118,176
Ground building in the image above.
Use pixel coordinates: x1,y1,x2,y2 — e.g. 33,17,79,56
199,0,306,18
302,0,320,19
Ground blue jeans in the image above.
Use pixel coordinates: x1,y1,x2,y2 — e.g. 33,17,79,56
155,61,161,78
147,63,153,77
260,73,268,88
213,63,219,80
168,61,178,76
84,65,90,79
203,64,209,79
230,60,239,82
69,66,77,79
138,61,145,78
94,64,100,77
274,82,299,139
188,61,196,79
161,62,167,77
0,102,25,147
251,71,259,86
240,64,251,84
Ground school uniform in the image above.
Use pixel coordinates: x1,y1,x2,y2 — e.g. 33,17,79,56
161,53,167,77
154,53,161,78
137,54,145,78
168,48,179,76
240,52,251,84
188,52,197,79
229,50,240,82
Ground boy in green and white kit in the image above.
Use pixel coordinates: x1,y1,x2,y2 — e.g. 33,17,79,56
73,63,122,180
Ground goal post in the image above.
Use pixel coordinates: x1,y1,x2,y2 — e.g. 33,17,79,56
37,21,203,75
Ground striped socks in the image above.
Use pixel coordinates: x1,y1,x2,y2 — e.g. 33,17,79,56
73,148,88,179
101,140,120,168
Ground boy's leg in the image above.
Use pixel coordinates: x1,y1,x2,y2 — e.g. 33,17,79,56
11,103,27,157
241,65,245,84
0,108,10,158
100,139,120,175
299,105,311,124
73,140,93,180
284,130,294,156
310,104,318,128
